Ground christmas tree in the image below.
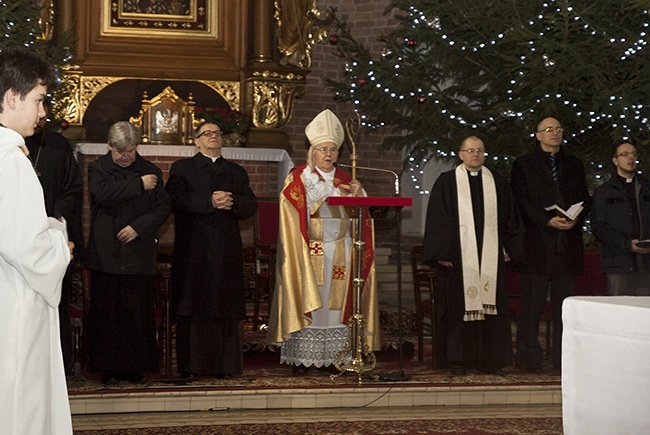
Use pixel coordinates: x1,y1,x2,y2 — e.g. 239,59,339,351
0,0,74,125
327,1,650,183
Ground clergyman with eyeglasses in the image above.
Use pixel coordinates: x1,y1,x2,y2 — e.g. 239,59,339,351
591,142,650,296
510,117,592,373
166,121,258,379
423,135,525,376
267,109,381,375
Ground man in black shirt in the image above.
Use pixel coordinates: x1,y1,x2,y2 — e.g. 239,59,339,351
591,142,650,296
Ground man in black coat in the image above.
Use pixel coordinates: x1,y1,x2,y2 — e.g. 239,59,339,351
510,117,591,372
166,121,257,378
591,142,650,296
25,111,83,377
85,121,171,384
424,136,524,375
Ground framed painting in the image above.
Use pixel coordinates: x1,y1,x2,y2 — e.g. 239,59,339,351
101,0,217,38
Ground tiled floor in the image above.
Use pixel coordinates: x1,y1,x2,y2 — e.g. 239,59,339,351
72,403,562,430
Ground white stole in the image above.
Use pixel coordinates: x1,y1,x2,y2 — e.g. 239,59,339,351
455,165,499,321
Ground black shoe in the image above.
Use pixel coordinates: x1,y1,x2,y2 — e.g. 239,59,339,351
525,365,543,374
179,372,196,380
450,365,467,376
102,373,119,385
292,364,310,375
213,373,232,379
318,365,340,375
478,365,506,376
125,372,149,384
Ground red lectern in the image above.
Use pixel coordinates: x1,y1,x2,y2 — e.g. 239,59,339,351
327,196,412,384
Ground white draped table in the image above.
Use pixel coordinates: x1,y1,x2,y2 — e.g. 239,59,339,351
562,296,650,434
76,143,294,195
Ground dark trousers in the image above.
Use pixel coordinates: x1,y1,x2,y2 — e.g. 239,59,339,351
88,271,158,374
517,272,575,369
58,268,73,375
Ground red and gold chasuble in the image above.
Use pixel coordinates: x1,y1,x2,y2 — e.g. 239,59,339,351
267,164,380,350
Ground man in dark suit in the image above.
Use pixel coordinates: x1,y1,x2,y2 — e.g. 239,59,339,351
510,117,591,373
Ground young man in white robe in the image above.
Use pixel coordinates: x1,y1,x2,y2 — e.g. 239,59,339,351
0,47,74,435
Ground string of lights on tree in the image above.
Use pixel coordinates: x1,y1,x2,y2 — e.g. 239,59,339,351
326,1,650,195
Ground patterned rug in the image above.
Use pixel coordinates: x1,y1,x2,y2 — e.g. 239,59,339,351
68,338,560,394
74,417,564,434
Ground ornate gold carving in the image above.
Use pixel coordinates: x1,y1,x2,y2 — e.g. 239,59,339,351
250,71,305,129
58,72,240,127
273,0,335,69
196,80,240,110
129,86,196,145
38,0,55,41
53,67,83,125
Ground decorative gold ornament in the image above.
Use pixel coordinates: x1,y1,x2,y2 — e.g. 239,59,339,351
59,71,240,128
273,0,335,69
250,70,305,129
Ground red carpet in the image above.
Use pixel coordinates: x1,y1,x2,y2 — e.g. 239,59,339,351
74,417,563,434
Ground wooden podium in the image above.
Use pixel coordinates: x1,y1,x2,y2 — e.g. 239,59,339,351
327,196,413,384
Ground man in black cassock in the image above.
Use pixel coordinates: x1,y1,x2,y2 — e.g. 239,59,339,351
166,121,257,378
25,110,83,377
423,136,524,375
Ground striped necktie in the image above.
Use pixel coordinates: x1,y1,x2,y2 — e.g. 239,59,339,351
549,155,559,181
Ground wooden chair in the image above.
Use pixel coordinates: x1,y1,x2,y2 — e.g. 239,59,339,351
69,262,90,377
410,245,437,367
155,247,174,376
252,197,280,331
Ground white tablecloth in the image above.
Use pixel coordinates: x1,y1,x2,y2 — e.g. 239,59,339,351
76,143,294,195
562,296,650,434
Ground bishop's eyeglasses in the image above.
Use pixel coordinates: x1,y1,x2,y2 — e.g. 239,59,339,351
314,147,339,155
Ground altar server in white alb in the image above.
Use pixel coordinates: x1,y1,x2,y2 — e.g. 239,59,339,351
0,47,74,434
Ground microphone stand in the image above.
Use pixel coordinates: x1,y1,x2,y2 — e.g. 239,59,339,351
336,163,411,382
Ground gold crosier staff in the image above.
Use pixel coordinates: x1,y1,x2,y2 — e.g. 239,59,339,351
331,112,378,384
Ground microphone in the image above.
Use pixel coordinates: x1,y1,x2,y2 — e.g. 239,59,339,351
335,162,401,196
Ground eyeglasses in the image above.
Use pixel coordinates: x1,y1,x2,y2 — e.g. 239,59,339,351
615,151,638,158
314,147,339,154
196,130,222,139
537,126,564,133
459,148,485,154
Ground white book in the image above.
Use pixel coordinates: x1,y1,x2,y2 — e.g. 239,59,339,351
544,201,584,221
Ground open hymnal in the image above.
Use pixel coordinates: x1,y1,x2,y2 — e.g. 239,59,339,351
544,201,584,220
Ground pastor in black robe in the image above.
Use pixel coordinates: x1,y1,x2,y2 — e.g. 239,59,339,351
423,167,524,372
25,128,83,375
166,153,257,376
